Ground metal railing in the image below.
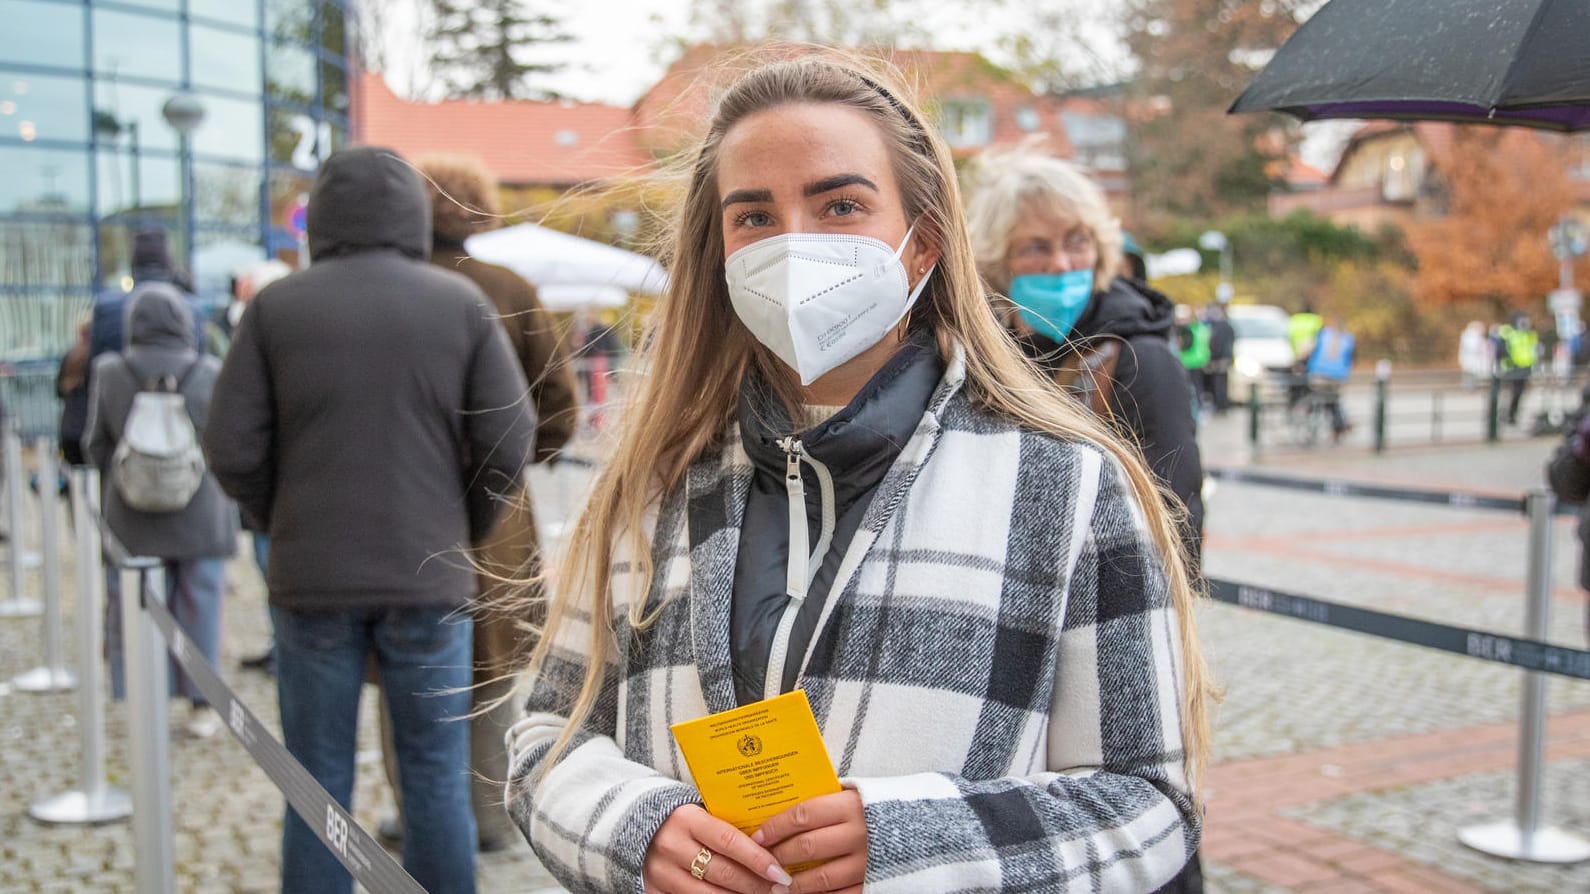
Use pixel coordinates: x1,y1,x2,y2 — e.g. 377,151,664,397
0,362,63,441
1245,366,1584,454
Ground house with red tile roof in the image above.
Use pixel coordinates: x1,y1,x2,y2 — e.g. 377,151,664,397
357,72,651,187
1270,122,1590,233
630,45,1118,188
357,46,1131,200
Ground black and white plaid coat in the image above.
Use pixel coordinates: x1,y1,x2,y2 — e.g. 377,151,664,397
507,350,1198,892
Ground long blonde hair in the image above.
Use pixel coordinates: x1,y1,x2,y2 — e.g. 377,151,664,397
526,48,1213,796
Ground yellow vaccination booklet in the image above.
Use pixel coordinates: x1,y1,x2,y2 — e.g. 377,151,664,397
670,690,842,844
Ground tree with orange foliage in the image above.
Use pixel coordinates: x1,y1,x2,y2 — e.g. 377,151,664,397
1406,128,1578,317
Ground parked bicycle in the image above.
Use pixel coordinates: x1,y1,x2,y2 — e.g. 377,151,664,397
1286,377,1346,447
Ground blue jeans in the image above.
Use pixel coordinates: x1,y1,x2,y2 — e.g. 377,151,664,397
103,558,225,703
272,606,477,894
251,533,270,577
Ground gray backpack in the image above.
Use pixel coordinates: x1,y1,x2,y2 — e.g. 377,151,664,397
111,359,205,513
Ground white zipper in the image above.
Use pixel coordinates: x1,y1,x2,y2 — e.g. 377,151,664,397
764,437,835,702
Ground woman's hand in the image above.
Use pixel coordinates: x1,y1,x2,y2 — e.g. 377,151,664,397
643,803,794,894
753,791,869,894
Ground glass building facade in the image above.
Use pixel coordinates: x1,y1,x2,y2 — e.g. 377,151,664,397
0,0,355,359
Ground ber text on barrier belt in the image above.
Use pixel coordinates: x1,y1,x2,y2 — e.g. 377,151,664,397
1207,578,1590,681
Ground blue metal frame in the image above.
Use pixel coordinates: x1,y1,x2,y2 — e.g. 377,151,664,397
1,0,353,359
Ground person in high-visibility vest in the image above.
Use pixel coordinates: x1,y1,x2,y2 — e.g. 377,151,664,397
1497,313,1540,425
1287,307,1324,409
1175,304,1211,414
1288,308,1324,360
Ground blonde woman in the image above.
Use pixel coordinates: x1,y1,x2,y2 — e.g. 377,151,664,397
507,52,1211,894
965,153,1205,559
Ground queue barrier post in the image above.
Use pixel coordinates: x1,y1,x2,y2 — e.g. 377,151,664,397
1487,374,1502,443
1,416,42,617
1248,381,1262,456
13,439,75,691
30,467,131,824
1459,489,1590,863
123,561,176,893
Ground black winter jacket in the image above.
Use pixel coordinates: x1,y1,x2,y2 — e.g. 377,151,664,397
723,333,943,707
204,147,536,611
1022,277,1205,555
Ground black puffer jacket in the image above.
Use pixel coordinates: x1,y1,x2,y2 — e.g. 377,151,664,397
204,147,536,611
1022,277,1205,555
722,332,943,707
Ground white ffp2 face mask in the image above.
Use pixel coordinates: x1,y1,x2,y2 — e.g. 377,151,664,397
724,228,934,386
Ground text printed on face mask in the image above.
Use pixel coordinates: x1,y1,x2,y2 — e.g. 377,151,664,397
817,302,878,351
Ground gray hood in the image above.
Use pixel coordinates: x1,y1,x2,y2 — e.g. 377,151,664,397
306,146,431,262
124,282,197,350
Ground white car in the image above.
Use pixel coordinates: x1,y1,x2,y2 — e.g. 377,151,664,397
1225,304,1296,400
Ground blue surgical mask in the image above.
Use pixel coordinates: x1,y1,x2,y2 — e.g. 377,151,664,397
1009,270,1095,343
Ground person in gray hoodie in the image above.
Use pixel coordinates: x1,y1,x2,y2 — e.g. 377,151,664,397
204,146,534,894
85,282,238,739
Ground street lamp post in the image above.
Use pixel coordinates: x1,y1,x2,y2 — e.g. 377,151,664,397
1199,229,1233,303
127,121,140,212
161,94,205,276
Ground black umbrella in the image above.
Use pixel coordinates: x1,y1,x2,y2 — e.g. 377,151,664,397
1230,0,1590,132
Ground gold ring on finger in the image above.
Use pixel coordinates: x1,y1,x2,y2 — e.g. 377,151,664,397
689,846,713,880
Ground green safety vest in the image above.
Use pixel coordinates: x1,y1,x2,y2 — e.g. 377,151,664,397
1179,321,1211,370
1499,326,1538,370
1288,312,1323,358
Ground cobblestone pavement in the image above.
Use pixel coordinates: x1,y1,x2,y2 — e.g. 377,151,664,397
5,414,1590,892
1289,757,1590,894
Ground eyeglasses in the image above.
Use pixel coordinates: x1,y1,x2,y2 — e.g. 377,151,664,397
1009,228,1096,264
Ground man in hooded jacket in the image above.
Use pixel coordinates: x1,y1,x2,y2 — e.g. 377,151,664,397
204,147,535,894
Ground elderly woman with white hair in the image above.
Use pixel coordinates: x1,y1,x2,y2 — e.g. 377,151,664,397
968,154,1207,893
966,152,1205,562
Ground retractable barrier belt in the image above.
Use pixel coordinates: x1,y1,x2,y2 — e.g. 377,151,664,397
1207,578,1590,681
138,582,427,894
1206,467,1530,513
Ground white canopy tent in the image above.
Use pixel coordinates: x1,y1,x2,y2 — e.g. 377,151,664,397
1145,248,1203,280
465,222,669,311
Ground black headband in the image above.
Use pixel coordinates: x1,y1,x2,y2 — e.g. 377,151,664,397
856,73,931,153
